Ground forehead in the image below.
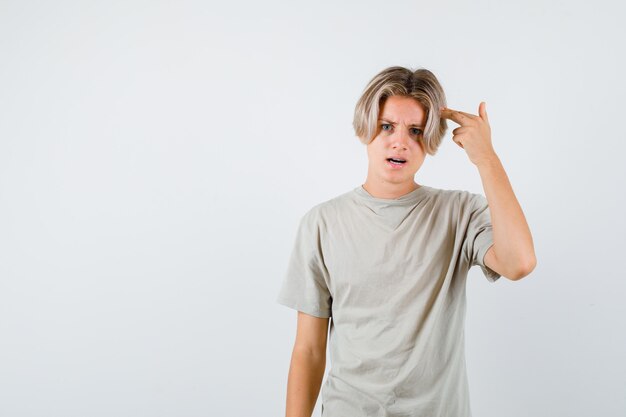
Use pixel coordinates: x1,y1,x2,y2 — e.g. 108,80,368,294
379,96,426,124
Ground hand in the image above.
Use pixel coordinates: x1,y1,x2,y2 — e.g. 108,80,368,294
440,102,497,166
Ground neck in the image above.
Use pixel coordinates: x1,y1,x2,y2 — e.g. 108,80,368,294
362,178,420,199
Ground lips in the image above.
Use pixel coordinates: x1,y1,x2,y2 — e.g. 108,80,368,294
386,156,407,164
386,159,407,168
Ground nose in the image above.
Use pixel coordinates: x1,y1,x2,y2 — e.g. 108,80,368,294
391,127,411,149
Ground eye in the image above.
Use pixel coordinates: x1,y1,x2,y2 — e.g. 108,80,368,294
410,128,423,136
381,123,392,131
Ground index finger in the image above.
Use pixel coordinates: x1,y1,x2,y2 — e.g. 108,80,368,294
439,107,477,125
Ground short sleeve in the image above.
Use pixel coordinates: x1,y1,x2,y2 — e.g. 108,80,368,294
462,193,501,283
275,208,333,318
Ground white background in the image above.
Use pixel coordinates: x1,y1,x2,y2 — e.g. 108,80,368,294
1,1,625,416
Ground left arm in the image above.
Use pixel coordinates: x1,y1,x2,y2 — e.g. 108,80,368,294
476,154,537,280
441,102,537,280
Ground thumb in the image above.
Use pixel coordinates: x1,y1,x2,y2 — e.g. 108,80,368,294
479,101,489,123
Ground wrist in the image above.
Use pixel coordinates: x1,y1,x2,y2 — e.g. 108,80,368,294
475,152,500,169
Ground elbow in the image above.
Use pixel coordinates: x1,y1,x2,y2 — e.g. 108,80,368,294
511,255,537,280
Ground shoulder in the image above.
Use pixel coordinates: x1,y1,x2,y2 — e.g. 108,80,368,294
439,186,487,202
302,188,356,219
296,189,353,230
421,186,490,218
421,185,473,206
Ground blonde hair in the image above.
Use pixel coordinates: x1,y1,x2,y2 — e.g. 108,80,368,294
352,66,448,155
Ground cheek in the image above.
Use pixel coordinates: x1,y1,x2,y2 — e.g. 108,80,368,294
412,141,426,156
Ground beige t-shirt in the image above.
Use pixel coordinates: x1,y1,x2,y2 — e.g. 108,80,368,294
276,184,500,417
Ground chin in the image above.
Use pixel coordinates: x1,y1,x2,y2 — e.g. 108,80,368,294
383,174,413,183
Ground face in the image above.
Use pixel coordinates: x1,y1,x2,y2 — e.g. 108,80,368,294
365,95,427,190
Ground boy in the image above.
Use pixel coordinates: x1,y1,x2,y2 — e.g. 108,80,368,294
276,66,536,417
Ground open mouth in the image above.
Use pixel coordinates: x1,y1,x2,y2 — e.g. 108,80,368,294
387,158,407,165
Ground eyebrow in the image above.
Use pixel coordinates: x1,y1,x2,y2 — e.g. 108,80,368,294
378,118,424,127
